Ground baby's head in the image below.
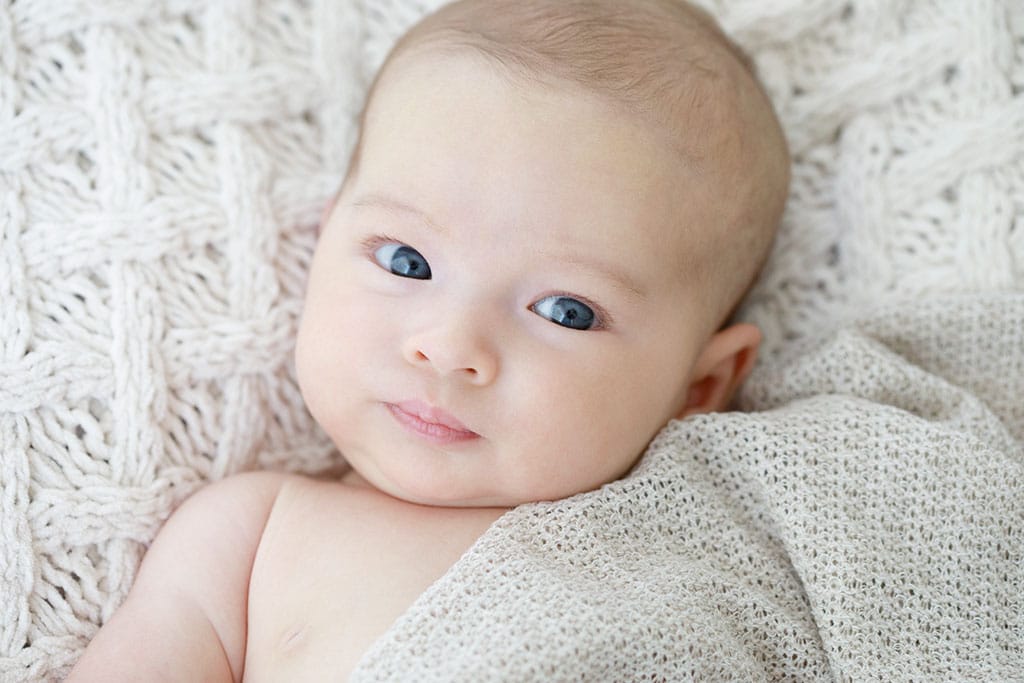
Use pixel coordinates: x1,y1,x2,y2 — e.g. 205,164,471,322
296,0,790,507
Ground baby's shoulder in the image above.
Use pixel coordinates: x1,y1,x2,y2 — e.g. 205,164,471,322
188,469,298,521
167,470,319,555
196,469,348,515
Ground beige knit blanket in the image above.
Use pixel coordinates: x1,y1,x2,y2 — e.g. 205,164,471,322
2,0,1022,681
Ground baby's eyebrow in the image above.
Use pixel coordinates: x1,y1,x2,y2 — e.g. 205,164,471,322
350,193,451,238
350,191,647,301
538,249,648,301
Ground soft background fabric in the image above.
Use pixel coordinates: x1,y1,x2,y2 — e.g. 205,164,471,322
1,0,1021,680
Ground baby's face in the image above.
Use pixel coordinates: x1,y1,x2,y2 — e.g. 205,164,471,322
296,52,720,506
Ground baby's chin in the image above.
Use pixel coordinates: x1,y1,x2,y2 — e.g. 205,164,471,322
342,461,550,509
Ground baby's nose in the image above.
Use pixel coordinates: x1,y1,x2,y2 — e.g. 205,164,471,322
402,314,499,386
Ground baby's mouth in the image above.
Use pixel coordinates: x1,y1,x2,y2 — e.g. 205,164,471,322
385,401,480,445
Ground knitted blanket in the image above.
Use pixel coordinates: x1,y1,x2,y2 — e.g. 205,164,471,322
2,0,1021,681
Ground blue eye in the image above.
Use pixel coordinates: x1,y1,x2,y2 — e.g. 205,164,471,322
532,296,596,331
373,243,432,280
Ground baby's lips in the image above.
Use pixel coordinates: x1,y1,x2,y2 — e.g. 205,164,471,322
390,399,477,435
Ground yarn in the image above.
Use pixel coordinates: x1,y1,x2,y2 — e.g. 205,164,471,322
1,0,1021,680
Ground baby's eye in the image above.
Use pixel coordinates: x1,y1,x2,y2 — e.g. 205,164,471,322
373,243,432,280
531,295,596,331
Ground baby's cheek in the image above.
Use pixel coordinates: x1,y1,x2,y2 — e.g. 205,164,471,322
566,379,653,481
295,306,359,415
516,380,618,480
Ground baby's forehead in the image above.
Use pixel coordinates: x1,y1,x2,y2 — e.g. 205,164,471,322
361,50,744,237
353,62,714,269
381,9,761,165
365,49,724,196
377,44,743,177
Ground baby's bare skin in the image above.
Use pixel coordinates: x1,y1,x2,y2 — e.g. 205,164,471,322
244,473,504,680
67,471,504,682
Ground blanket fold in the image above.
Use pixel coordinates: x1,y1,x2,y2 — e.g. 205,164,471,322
352,294,1024,682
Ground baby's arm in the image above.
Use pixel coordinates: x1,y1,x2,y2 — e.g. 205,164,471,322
66,471,291,682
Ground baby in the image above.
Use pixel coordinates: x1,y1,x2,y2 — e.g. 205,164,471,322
68,0,789,679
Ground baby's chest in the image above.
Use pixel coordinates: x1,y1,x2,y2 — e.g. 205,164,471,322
241,480,502,682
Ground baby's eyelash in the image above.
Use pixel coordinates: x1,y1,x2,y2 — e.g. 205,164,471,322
359,233,404,253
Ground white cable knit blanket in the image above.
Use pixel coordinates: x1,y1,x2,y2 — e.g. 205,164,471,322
1,0,1022,681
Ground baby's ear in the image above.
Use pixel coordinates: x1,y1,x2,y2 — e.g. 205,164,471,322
676,323,761,419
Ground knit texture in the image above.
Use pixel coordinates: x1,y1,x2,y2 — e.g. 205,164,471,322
1,0,1022,681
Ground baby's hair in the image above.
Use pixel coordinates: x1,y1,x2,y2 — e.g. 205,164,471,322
400,0,752,119
349,0,790,329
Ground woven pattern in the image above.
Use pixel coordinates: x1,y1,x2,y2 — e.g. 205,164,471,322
727,0,1024,360
1,0,1022,680
0,3,361,679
